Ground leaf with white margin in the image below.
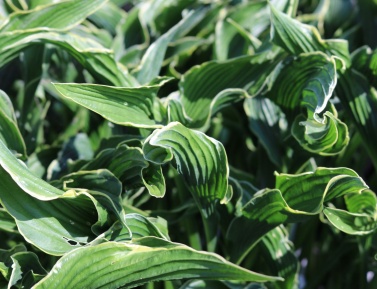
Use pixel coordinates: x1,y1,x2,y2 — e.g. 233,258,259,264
143,122,229,217
34,237,282,289
53,82,169,129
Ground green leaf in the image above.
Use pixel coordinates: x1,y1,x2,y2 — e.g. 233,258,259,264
258,226,299,289
336,69,377,168
268,52,349,155
0,31,136,86
0,0,108,32
269,2,350,64
8,252,47,288
143,122,229,217
0,138,64,200
34,237,282,288
58,169,128,231
53,82,168,129
102,214,170,241
134,8,208,84
0,101,26,157
0,208,17,233
291,109,349,155
244,96,287,167
177,53,281,128
81,144,148,187
227,167,377,263
270,52,336,115
0,165,98,255
215,0,294,60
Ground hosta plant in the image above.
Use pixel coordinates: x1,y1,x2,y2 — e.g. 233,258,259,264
0,0,377,289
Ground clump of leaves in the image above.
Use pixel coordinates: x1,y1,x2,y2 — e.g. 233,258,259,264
1,0,377,289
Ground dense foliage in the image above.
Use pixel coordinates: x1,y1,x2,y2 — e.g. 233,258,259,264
1,0,377,288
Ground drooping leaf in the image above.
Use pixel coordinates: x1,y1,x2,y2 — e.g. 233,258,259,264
53,82,168,129
34,237,282,289
176,53,281,128
0,165,99,255
0,0,108,32
0,31,136,86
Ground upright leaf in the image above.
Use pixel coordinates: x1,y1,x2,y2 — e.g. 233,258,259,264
134,8,208,84
143,122,229,217
269,3,350,64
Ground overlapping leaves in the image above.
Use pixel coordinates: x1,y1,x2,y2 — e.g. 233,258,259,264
227,167,377,263
1,1,377,289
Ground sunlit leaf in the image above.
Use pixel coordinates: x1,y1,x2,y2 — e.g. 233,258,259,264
34,237,282,289
53,82,169,129
143,122,229,217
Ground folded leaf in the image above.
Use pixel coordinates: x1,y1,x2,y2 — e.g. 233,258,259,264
227,167,377,263
143,122,229,217
268,52,349,155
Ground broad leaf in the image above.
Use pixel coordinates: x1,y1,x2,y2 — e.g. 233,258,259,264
227,167,377,263
34,237,282,288
0,165,98,255
176,53,281,128
0,31,136,86
268,52,349,155
0,0,107,32
244,96,287,167
143,122,229,217
53,82,168,129
269,3,350,64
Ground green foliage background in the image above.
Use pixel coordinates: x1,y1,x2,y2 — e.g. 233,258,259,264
0,0,377,288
